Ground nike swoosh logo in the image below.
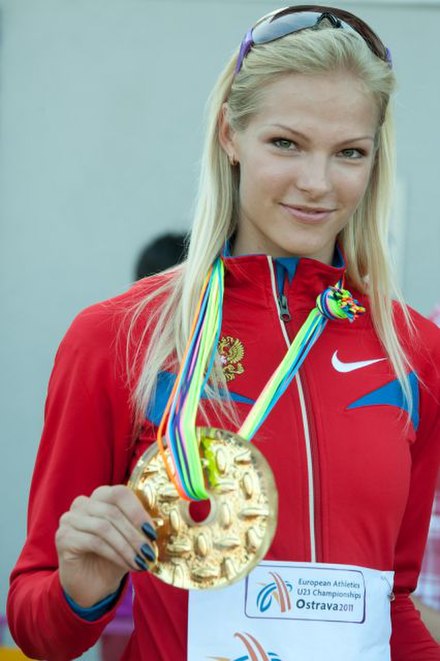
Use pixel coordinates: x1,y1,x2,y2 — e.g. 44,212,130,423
331,350,386,373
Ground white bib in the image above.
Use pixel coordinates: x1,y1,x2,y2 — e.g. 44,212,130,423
188,560,393,660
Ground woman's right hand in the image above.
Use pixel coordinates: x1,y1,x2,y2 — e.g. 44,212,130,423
55,484,157,608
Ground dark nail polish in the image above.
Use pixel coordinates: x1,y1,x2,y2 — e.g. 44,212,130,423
140,543,156,563
135,554,149,571
142,522,157,542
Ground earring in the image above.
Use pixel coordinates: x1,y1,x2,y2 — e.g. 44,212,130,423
229,154,238,166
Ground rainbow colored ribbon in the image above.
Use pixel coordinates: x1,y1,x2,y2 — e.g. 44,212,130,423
157,258,365,501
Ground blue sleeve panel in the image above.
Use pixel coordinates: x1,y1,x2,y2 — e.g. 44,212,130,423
145,370,254,426
347,371,420,430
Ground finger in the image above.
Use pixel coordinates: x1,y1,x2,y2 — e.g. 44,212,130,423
69,486,157,561
56,525,137,572
91,484,158,542
58,510,152,572
70,498,156,563
72,486,157,537
91,485,153,523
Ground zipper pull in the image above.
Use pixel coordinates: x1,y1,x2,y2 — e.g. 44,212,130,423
278,294,291,322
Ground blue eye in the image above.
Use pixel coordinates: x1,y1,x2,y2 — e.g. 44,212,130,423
272,138,295,150
339,148,364,159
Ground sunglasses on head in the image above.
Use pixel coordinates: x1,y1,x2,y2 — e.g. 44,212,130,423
235,5,392,75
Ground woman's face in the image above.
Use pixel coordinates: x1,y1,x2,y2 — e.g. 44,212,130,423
220,71,379,264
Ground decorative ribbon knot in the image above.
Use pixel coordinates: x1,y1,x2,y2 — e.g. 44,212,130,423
316,286,366,322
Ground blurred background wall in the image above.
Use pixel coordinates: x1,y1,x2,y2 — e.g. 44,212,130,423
0,0,439,658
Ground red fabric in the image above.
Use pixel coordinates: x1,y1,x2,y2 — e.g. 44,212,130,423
7,255,440,660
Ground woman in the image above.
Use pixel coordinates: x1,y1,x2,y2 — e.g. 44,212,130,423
7,5,440,660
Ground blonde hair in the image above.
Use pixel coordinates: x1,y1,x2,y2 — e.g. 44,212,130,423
128,23,414,425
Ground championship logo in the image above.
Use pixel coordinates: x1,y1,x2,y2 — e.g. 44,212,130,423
256,572,293,613
209,631,282,661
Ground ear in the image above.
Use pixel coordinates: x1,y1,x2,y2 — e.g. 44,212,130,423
218,103,238,165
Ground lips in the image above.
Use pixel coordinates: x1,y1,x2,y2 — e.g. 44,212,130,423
280,203,335,223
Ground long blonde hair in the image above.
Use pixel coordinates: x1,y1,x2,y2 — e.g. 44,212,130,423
128,22,414,424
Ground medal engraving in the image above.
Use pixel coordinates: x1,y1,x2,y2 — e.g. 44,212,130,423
128,427,278,590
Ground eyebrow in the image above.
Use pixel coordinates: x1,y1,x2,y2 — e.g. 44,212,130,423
268,123,375,145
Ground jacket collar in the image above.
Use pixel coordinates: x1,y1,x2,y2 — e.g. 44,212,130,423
222,246,348,313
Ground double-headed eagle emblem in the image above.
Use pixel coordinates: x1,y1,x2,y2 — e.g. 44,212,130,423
218,336,245,382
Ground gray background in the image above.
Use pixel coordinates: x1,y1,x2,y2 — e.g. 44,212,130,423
1,0,439,657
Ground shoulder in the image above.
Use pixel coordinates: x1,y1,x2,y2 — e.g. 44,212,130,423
62,271,175,352
55,270,177,380
393,301,440,357
392,302,440,409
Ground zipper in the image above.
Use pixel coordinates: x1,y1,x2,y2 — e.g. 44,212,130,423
277,294,291,322
267,256,317,563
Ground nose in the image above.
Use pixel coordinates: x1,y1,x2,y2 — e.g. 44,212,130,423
295,153,332,198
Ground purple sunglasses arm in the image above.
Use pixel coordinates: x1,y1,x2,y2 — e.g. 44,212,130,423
235,28,254,74
385,47,392,67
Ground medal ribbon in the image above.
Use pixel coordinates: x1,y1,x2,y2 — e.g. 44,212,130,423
157,257,365,501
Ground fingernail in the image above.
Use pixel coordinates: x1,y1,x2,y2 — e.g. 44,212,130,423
134,554,149,571
142,522,157,542
140,543,156,563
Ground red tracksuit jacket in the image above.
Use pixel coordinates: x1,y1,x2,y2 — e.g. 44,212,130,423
7,254,440,659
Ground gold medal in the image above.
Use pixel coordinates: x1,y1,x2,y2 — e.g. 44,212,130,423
128,427,278,590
